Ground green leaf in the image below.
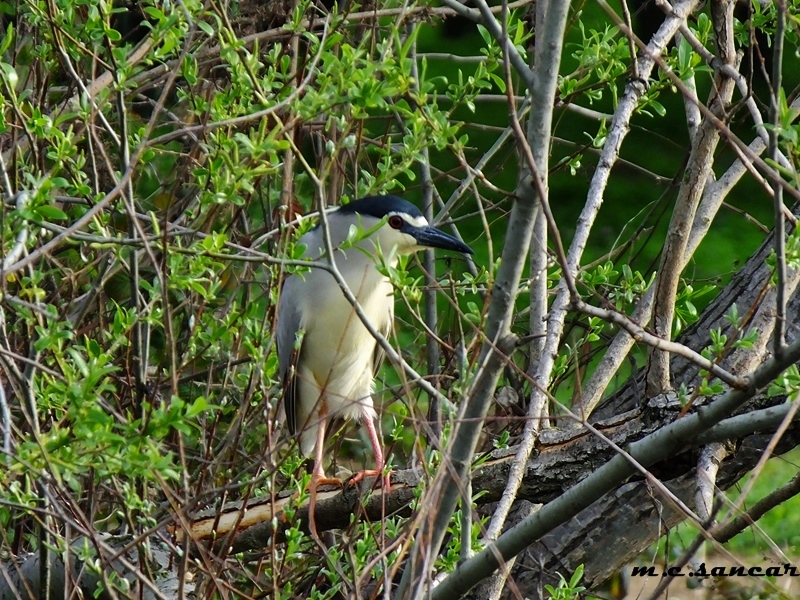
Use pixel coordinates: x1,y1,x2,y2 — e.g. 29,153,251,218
105,27,122,42
477,24,492,48
0,61,18,89
186,396,216,417
197,20,214,36
398,25,420,61
36,205,68,221
0,22,13,54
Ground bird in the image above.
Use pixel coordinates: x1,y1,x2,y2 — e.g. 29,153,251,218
277,195,473,495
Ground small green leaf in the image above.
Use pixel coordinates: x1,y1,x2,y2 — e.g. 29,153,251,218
105,27,122,42
0,61,18,88
36,205,68,221
186,396,216,417
0,22,13,54
197,20,214,36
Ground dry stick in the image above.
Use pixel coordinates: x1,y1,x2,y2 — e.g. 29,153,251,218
642,520,718,600
711,487,793,565
714,470,800,544
620,0,640,82
408,30,444,440
0,142,13,197
647,0,737,395
0,379,9,463
642,442,732,600
437,100,528,223
114,69,148,409
50,26,121,150
696,443,730,522
1,192,31,270
772,0,788,357
580,301,748,389
472,3,551,596
391,107,546,600
578,416,704,524
472,58,548,599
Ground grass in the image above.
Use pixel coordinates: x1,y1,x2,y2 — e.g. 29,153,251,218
725,448,800,557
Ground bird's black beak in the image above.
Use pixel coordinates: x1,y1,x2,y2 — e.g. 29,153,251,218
411,226,474,255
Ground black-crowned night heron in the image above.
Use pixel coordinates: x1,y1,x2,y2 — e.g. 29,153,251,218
277,195,473,491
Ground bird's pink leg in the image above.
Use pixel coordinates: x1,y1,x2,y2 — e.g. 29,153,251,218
308,413,341,538
312,417,328,482
349,416,391,489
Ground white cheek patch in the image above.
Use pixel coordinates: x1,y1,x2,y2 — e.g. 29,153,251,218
382,229,417,249
387,212,428,228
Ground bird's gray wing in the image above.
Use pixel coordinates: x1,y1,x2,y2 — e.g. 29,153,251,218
371,297,393,378
277,275,304,435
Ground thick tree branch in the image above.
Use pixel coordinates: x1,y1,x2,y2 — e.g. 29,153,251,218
181,394,794,550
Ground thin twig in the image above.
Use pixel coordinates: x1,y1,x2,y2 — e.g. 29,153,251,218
771,0,787,356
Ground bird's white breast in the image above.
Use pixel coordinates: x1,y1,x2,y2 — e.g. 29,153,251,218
294,239,394,420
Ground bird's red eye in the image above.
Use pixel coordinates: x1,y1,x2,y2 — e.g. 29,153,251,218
388,215,404,229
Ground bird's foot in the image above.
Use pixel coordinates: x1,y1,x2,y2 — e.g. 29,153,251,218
347,469,392,490
312,476,343,488
307,474,342,540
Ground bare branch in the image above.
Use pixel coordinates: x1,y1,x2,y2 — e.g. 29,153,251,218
771,0,788,356
714,470,800,544
647,0,738,395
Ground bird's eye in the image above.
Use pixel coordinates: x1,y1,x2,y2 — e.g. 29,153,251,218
388,215,404,229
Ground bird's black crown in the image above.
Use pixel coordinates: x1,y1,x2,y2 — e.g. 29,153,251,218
337,195,424,220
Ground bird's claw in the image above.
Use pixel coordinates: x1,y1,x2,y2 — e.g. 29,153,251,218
347,469,392,490
313,476,343,488
308,475,343,540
